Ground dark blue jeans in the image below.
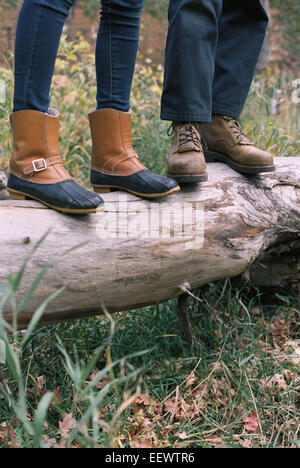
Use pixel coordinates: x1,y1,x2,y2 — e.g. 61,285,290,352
13,0,144,113
161,0,269,123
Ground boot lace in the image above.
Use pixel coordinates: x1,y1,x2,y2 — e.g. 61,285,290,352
221,116,249,143
168,123,203,150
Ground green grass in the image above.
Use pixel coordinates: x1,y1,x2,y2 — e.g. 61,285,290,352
0,262,299,448
0,36,299,448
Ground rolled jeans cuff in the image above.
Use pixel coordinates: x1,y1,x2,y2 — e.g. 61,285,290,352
160,112,212,123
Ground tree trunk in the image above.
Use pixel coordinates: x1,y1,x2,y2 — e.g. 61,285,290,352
0,157,299,328
0,171,9,201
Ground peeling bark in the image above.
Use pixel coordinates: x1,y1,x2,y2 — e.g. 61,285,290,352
0,171,9,201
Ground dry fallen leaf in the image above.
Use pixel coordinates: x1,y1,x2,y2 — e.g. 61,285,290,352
283,369,295,381
204,436,225,448
135,440,153,448
177,431,188,440
36,376,45,393
0,423,18,448
270,318,289,346
135,393,158,407
250,307,261,316
134,393,162,416
233,435,251,448
243,412,259,432
259,373,287,393
184,372,197,388
43,437,62,449
284,340,300,365
58,413,74,436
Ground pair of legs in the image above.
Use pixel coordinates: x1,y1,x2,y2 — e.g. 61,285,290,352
13,0,269,125
9,0,275,212
13,0,143,113
162,0,269,122
9,0,179,213
162,0,275,181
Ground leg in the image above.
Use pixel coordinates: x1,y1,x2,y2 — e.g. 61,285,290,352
212,0,269,119
13,0,75,113
9,0,103,214
89,0,180,199
201,0,274,175
96,0,143,112
162,0,222,183
161,0,222,124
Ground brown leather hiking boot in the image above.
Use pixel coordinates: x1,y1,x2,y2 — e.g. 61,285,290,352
167,123,207,183
89,109,180,198
200,115,275,174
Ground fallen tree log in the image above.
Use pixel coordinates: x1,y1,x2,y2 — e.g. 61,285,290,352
0,171,9,201
0,157,299,328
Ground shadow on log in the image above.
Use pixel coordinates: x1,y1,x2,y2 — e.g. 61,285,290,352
0,157,299,329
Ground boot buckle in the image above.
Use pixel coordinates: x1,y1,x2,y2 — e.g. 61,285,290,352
32,158,47,173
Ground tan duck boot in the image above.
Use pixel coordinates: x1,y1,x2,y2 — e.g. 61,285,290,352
89,109,180,198
167,123,207,183
8,109,103,214
200,115,275,174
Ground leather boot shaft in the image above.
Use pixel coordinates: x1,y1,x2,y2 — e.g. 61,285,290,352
89,109,145,176
10,109,71,184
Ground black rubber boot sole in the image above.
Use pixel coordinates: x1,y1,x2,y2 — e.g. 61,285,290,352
8,188,103,214
204,150,276,174
166,172,208,184
93,184,180,199
91,169,180,198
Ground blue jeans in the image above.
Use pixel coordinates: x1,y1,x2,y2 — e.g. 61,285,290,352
161,0,269,122
13,0,144,113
